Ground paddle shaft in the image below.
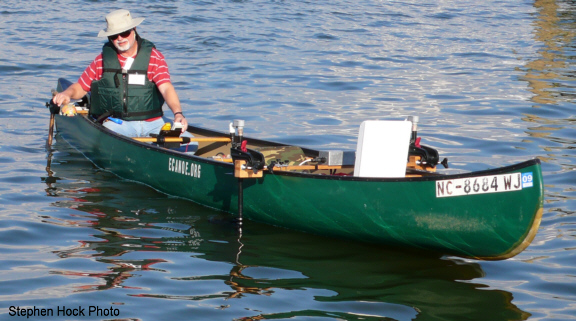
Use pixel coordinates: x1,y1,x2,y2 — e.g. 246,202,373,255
47,89,58,147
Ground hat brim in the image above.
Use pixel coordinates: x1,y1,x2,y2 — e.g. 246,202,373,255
97,17,144,37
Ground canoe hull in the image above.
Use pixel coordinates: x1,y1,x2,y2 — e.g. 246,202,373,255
54,114,543,260
243,167,543,260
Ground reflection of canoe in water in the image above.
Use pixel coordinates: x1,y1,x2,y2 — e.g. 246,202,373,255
47,183,530,321
49,78,543,260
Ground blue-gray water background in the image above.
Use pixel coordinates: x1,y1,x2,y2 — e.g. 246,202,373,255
1,0,575,320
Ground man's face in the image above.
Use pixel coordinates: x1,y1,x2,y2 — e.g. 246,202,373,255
109,29,135,53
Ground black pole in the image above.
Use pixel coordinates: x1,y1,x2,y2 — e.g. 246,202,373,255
237,178,243,231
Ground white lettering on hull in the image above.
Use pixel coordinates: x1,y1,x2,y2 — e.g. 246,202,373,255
168,158,201,179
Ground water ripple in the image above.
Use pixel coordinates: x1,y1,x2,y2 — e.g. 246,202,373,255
0,0,575,320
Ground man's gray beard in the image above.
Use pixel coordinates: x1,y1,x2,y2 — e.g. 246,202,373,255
114,42,130,52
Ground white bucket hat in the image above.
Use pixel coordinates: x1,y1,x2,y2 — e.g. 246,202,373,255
98,9,144,37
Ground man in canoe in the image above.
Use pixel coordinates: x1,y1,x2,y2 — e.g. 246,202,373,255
52,9,188,137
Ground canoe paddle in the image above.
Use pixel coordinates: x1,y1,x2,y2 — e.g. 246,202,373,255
46,90,60,148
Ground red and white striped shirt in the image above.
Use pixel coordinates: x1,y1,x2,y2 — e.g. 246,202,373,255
78,47,171,92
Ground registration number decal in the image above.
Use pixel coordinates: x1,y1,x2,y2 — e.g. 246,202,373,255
436,172,532,198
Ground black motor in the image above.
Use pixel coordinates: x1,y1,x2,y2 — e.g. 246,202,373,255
407,116,448,168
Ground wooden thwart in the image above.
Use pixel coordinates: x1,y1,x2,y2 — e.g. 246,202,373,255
232,159,354,177
231,159,437,178
221,152,437,179
269,164,353,171
133,137,232,143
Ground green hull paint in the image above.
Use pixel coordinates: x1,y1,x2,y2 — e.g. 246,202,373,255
54,113,543,260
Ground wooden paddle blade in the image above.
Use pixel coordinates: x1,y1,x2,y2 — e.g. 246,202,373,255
47,114,55,147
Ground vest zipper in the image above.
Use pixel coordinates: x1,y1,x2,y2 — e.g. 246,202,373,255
122,69,128,116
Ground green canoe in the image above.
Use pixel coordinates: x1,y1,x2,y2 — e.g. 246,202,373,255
48,79,544,260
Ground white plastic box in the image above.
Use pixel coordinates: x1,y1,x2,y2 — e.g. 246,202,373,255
353,120,412,178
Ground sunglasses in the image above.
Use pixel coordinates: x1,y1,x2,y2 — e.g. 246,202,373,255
108,29,133,41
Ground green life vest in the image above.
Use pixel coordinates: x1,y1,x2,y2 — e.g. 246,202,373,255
90,37,165,121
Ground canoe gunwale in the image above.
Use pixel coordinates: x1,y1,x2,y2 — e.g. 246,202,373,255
70,114,542,183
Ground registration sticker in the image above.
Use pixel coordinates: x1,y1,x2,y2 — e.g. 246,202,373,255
436,173,524,198
522,172,533,188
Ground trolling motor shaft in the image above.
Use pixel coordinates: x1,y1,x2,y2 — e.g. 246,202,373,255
407,116,419,144
232,119,244,149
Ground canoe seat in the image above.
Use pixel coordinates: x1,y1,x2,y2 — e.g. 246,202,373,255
257,146,307,166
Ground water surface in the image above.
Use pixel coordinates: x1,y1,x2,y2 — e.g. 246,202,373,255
0,0,575,320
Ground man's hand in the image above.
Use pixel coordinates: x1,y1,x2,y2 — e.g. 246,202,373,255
52,83,87,106
52,92,71,106
174,112,188,133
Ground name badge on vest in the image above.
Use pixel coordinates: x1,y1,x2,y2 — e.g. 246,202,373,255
129,73,146,86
